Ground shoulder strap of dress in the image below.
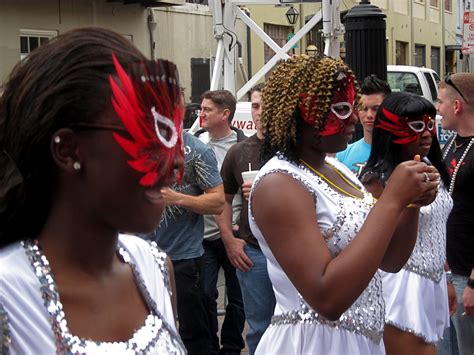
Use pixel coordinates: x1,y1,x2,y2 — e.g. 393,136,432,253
0,303,11,355
147,241,172,297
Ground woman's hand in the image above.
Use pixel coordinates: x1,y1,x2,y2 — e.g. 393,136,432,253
383,160,439,209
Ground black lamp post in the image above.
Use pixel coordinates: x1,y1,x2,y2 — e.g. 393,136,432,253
285,6,299,25
343,0,387,82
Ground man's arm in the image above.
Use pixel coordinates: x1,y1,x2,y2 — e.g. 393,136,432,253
215,193,253,272
463,268,474,316
160,185,224,215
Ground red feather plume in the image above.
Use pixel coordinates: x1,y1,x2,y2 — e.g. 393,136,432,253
109,54,184,186
376,107,418,144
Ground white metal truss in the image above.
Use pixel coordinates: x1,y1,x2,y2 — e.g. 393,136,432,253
189,0,342,132
208,0,342,100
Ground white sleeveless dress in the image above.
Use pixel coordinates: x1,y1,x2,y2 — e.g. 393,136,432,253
249,155,385,355
381,187,452,343
0,234,186,354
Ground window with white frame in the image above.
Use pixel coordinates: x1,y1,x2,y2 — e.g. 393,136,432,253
20,29,57,60
430,0,438,7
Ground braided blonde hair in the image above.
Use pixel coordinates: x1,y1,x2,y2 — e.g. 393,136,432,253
261,55,359,162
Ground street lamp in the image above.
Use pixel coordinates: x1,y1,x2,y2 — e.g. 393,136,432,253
285,6,299,25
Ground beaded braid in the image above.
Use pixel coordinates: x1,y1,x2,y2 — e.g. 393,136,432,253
261,55,359,163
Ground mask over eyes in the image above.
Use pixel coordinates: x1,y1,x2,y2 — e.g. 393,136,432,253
109,54,184,187
298,72,356,136
319,73,356,136
376,107,436,144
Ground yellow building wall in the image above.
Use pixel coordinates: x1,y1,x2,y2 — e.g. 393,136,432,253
0,0,149,85
0,0,241,96
247,0,457,79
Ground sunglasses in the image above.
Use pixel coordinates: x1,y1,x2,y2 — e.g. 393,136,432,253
445,73,467,102
407,116,435,133
330,102,354,120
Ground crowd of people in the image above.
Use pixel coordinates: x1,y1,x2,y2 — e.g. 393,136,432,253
0,26,473,355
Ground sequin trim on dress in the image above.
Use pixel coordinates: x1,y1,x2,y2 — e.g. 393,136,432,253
252,155,384,344
147,241,172,297
0,303,11,355
270,301,383,344
401,187,452,283
21,239,186,354
385,319,437,344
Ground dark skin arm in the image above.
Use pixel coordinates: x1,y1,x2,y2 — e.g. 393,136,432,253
379,207,420,272
252,160,438,321
363,162,439,272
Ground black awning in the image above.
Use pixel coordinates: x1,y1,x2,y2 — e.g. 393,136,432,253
446,44,462,51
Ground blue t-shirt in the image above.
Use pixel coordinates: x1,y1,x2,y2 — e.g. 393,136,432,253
336,138,371,176
149,132,222,260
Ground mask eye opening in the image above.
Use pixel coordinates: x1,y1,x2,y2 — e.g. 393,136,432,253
330,102,353,120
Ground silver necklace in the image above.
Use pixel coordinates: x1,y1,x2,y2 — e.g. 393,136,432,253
443,136,474,195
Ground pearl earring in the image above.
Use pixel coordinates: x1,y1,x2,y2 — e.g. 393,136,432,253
73,162,81,171
54,136,61,143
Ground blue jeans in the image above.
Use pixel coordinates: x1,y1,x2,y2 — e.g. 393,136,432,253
202,238,245,355
236,245,275,355
437,319,459,355
450,274,474,355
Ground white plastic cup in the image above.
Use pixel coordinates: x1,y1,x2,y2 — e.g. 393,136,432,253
241,170,259,183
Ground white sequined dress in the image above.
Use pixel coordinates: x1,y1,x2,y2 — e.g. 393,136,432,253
381,187,452,343
249,155,385,355
0,235,186,354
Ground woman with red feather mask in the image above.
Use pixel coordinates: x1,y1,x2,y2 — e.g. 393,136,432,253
0,28,186,354
249,55,440,354
361,92,454,355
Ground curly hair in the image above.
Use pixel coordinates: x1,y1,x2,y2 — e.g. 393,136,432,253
261,55,359,163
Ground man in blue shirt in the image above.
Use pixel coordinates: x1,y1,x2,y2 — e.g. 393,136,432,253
148,131,224,355
336,75,391,176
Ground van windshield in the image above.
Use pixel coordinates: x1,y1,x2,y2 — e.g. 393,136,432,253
387,72,423,96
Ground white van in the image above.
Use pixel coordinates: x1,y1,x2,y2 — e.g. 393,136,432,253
387,65,440,103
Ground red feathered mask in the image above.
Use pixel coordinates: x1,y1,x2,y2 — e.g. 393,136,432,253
109,54,184,187
376,107,435,144
298,73,356,136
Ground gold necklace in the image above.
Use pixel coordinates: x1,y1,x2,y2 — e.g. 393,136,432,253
300,159,364,199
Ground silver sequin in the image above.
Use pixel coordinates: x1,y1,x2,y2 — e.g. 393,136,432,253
0,302,11,354
385,319,436,344
21,239,186,354
402,187,452,282
252,155,384,344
